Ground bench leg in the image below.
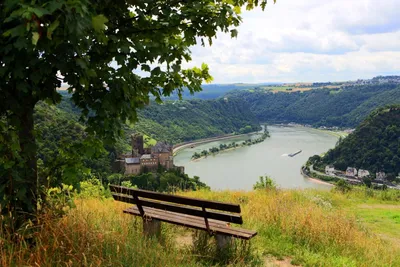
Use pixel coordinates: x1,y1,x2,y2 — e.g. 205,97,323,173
215,234,232,251
143,218,161,238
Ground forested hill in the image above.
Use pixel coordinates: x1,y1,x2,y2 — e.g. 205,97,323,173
226,84,400,127
56,91,261,145
319,106,400,178
129,98,260,143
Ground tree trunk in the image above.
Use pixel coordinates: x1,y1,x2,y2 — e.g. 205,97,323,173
14,102,39,225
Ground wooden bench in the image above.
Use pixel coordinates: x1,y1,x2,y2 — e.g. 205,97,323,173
109,185,257,248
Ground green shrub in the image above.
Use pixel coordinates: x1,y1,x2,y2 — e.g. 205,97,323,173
335,179,352,193
253,176,277,190
121,180,137,189
79,178,110,198
42,184,75,216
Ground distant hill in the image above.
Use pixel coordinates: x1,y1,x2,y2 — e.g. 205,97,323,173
164,83,282,100
226,83,400,127
317,106,400,179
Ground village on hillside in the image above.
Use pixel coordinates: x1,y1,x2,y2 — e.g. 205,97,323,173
323,165,400,188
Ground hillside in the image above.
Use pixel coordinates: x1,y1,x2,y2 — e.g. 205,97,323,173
318,106,400,178
129,98,261,143
34,102,114,185
226,83,400,127
57,91,261,145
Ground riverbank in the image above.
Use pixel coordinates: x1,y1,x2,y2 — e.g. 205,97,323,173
312,128,349,139
300,165,335,187
191,146,238,162
267,123,349,139
191,130,269,161
173,131,261,155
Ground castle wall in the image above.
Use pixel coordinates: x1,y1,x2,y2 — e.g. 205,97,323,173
157,152,172,167
125,164,141,175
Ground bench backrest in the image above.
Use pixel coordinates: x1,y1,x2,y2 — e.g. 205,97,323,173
109,185,243,224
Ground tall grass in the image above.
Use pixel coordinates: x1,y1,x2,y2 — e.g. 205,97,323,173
1,188,399,266
184,189,400,266
0,198,196,266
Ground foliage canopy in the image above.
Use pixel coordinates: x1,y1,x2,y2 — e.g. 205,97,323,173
0,0,275,228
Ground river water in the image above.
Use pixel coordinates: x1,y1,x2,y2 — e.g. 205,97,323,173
174,126,338,190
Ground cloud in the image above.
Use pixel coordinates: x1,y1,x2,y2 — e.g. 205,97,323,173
186,0,400,83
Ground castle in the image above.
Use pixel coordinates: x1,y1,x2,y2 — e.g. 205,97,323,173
118,134,184,175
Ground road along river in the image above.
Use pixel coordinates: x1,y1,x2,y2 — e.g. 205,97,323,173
174,126,338,190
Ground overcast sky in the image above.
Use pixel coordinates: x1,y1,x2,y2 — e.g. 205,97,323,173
186,0,400,84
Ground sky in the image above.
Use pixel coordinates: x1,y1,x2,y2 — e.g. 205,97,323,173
185,0,400,84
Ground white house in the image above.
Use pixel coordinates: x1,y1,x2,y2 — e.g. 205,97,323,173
376,172,387,181
358,169,370,178
325,165,335,176
346,167,358,177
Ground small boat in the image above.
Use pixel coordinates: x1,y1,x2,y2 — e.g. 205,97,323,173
288,150,302,157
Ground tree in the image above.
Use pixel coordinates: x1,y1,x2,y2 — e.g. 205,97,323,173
363,177,372,188
239,125,253,134
1,0,276,228
335,179,351,193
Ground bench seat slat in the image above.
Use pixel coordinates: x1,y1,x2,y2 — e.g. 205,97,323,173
127,206,257,236
113,193,243,224
124,206,257,240
110,185,241,213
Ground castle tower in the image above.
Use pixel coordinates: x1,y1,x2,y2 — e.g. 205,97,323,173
131,133,144,157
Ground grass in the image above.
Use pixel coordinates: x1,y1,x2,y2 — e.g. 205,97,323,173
257,85,344,94
330,89,343,95
1,188,400,266
184,189,400,266
352,206,400,239
312,128,349,138
260,86,292,91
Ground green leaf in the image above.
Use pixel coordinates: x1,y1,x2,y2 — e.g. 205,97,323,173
233,6,241,14
92,15,109,32
32,32,39,45
47,19,60,40
230,29,238,38
3,25,25,38
30,7,50,18
141,64,151,72
76,58,87,69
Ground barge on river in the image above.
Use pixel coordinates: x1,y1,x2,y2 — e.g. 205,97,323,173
289,150,302,157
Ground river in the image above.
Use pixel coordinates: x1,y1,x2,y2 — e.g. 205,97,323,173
174,126,339,190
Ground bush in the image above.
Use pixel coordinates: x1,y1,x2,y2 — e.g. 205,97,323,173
253,176,277,190
363,177,372,188
43,184,75,217
79,178,110,198
121,180,137,189
335,179,352,193
107,173,124,184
